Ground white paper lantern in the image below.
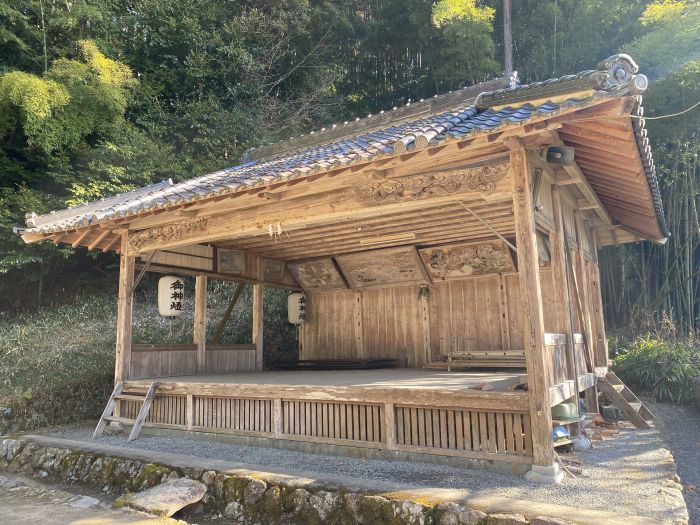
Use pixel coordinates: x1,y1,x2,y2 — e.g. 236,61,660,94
158,276,185,317
287,293,306,324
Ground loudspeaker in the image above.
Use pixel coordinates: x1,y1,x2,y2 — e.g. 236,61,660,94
543,145,575,165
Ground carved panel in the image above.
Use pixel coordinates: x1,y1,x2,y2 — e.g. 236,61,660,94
217,248,246,274
419,240,515,281
129,219,208,251
263,257,286,282
288,258,347,292
336,246,429,290
355,163,508,203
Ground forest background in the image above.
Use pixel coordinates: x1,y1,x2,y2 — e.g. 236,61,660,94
0,0,699,421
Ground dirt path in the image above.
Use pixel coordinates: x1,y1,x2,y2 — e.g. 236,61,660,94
0,473,183,525
649,401,700,525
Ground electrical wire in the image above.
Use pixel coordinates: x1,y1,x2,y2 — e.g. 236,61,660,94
573,98,700,125
633,98,700,121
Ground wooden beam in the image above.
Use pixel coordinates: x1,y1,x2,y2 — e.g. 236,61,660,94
103,234,121,253
87,230,110,251
71,229,90,248
507,138,556,469
252,283,264,371
210,282,244,344
194,275,208,373
114,233,135,383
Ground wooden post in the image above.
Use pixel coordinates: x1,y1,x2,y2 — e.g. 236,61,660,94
194,275,208,373
273,398,282,437
550,185,575,378
588,234,609,368
574,210,596,371
114,232,135,384
508,139,560,480
186,394,194,430
385,402,396,450
253,283,264,371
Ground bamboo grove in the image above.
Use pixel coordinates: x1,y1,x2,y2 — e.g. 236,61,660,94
1,0,699,335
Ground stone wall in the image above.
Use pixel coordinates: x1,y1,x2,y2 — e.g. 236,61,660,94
0,436,574,525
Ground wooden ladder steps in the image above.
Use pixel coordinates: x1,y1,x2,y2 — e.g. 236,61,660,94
93,381,160,441
114,394,147,402
597,371,653,429
103,416,135,425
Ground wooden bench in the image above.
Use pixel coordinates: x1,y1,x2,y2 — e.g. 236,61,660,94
426,349,527,370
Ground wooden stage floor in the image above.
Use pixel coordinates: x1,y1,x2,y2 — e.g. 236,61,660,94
131,368,525,392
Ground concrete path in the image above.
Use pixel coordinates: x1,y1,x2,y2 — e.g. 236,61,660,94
0,473,183,525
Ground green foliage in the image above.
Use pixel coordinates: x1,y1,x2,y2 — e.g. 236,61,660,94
626,0,700,76
612,335,700,404
432,0,495,27
0,282,297,430
0,293,116,430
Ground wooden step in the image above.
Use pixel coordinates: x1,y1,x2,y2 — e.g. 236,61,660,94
114,394,146,402
597,372,653,429
93,381,123,438
104,416,135,424
128,382,159,441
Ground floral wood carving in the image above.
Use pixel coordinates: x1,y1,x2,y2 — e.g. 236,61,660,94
355,163,508,203
419,240,515,280
129,218,208,251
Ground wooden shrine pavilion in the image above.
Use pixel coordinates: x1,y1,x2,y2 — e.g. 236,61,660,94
19,55,666,482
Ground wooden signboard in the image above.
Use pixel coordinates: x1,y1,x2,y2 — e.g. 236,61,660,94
263,257,286,282
288,258,347,292
217,248,245,274
336,246,429,290
419,240,515,281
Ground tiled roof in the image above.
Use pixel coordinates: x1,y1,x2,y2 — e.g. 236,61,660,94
23,54,666,238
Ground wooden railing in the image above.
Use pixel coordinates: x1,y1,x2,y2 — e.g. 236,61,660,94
120,382,533,465
129,344,255,379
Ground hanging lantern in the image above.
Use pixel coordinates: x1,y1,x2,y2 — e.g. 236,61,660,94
158,276,185,317
287,293,306,324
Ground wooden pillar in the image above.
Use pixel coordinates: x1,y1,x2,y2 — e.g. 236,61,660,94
589,235,609,368
114,232,135,383
550,185,575,379
574,210,596,371
194,275,208,373
508,140,558,475
253,283,264,371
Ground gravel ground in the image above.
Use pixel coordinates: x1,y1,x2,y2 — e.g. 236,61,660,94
44,423,687,524
648,400,700,525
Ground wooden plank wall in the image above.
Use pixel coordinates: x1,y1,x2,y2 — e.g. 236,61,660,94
301,291,360,359
300,265,573,364
301,272,569,364
362,286,425,366
129,344,256,379
204,345,256,374
429,277,507,357
130,345,197,379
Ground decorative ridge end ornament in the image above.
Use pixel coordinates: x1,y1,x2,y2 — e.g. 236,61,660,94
593,54,647,94
474,54,647,110
128,218,208,252
355,163,508,203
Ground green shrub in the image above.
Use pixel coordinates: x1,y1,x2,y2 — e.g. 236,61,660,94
0,282,297,431
612,335,700,405
0,293,117,431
